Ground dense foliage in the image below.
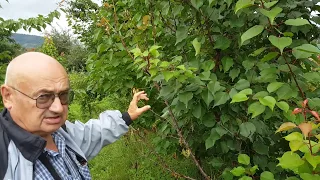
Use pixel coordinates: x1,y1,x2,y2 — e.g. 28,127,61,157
64,0,320,179
1,0,320,179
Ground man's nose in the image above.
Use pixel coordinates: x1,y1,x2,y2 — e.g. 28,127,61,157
48,96,64,113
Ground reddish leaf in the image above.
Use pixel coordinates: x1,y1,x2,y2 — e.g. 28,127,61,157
302,99,308,108
299,123,312,138
310,111,320,121
292,108,302,115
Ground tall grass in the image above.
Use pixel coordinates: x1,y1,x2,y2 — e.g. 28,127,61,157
88,131,201,180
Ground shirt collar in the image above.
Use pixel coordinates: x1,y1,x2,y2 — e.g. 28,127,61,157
44,131,66,157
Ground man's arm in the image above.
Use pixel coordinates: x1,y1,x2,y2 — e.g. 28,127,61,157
64,110,131,160
63,91,150,160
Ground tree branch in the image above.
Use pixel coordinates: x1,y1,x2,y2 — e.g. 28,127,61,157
282,55,305,100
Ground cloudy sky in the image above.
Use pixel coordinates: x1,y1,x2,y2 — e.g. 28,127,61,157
0,0,86,36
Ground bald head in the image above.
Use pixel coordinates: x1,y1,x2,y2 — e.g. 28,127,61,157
1,52,70,136
5,52,68,87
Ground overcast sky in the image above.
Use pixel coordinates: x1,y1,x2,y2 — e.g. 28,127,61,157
0,0,86,36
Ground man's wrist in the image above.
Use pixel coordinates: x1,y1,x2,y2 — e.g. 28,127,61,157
122,112,133,126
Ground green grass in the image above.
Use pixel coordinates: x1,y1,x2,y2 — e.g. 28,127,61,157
67,94,201,179
88,131,201,180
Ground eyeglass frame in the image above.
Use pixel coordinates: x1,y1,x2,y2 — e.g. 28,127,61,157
8,85,74,109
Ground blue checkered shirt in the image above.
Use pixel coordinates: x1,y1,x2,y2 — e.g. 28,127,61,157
33,132,92,180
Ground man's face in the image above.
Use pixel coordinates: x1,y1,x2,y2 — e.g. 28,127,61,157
9,73,69,136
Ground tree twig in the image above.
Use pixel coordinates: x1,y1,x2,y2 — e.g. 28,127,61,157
163,99,211,180
282,55,305,100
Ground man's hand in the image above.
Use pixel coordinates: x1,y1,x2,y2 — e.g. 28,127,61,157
128,91,151,120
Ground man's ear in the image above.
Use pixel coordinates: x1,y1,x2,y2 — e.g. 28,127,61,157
1,85,13,109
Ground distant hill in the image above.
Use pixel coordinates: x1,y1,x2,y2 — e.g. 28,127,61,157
11,33,44,48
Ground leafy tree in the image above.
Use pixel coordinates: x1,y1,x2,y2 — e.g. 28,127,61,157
48,28,88,72
65,0,320,179
39,36,67,67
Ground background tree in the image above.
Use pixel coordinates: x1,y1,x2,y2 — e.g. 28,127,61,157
48,28,88,72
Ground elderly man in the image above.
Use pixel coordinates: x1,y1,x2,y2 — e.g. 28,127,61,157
0,52,150,180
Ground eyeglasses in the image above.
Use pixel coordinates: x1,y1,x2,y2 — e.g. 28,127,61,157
9,86,74,109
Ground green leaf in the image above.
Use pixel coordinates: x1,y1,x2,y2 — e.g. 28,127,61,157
261,52,279,62
253,141,269,155
201,89,214,107
286,177,300,180
285,18,310,26
160,2,170,15
238,154,250,165
177,65,186,71
264,1,278,9
239,88,253,95
249,165,258,174
267,82,284,93
160,61,170,68
231,93,249,103
299,140,320,154
203,114,216,127
213,92,230,107
190,0,203,10
248,102,266,118
215,127,228,137
235,79,250,90
176,26,189,45
259,96,276,111
179,92,193,106
214,35,231,50
150,46,161,58
253,91,269,100
260,171,275,180
208,0,216,7
229,88,238,99
172,5,184,17
192,38,201,56
277,152,304,170
199,71,211,80
283,32,294,37
159,86,174,99
305,153,320,170
229,68,240,81
240,176,252,180
93,28,102,42
235,0,254,14
208,81,222,95
292,44,320,59
221,57,234,72
300,173,320,180
241,25,264,46
249,47,267,56
239,122,256,138
276,101,289,112
205,130,220,149
268,35,292,54
97,44,107,53
192,104,202,119
277,84,295,100
242,59,255,71
201,61,215,71
260,7,283,24
289,140,304,152
230,166,246,176
162,70,174,82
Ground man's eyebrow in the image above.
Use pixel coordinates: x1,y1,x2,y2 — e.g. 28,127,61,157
34,88,70,95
